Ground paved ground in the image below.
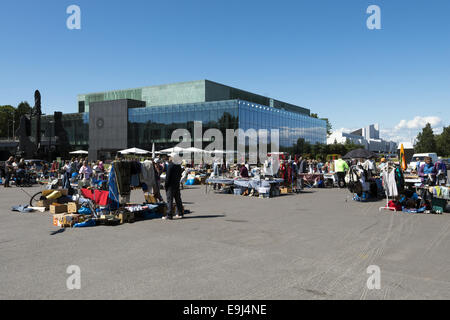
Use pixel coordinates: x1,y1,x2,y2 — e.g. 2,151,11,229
1,184,450,300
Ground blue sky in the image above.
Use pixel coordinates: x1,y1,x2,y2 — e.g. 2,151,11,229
1,0,449,143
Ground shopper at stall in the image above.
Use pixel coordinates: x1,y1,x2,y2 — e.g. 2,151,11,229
434,159,447,184
164,153,184,220
79,161,93,186
62,161,72,189
418,156,437,185
4,156,14,188
415,157,421,173
335,156,349,188
239,163,249,178
15,158,27,185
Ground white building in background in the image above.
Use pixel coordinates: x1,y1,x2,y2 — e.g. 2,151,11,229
327,124,397,154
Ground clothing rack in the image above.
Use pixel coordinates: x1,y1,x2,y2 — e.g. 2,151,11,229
379,163,397,212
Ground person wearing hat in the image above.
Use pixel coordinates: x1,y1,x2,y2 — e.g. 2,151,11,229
163,153,184,220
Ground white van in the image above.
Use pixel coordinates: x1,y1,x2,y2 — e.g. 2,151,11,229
409,153,438,170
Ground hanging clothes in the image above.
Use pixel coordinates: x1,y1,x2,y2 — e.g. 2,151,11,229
130,161,141,187
108,164,119,210
114,161,132,196
140,160,158,193
384,168,398,197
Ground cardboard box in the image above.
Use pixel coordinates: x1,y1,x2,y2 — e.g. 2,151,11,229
53,214,65,227
43,189,69,197
280,187,292,194
50,204,68,214
117,212,135,224
67,202,81,213
59,214,81,228
36,199,53,210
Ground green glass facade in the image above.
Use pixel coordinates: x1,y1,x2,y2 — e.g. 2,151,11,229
39,113,89,147
128,100,326,150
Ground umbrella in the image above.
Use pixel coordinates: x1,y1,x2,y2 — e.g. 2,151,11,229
119,147,150,155
342,149,376,159
158,146,186,154
184,147,205,153
70,150,88,155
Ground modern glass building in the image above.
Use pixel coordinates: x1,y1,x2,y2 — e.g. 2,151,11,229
42,80,326,160
128,100,326,150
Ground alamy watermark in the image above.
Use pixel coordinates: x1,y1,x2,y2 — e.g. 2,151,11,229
170,121,280,170
366,5,381,30
66,265,81,290
66,5,81,30
366,265,381,290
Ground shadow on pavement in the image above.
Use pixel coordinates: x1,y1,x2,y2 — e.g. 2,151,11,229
50,229,65,236
182,214,225,220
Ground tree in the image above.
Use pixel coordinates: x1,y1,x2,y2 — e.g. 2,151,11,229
293,138,311,155
415,123,437,153
0,105,16,138
435,126,450,157
322,118,332,136
15,101,32,125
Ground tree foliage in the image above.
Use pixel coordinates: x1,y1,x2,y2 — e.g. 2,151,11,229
283,137,363,160
0,105,16,138
435,125,450,157
414,123,449,156
0,102,32,139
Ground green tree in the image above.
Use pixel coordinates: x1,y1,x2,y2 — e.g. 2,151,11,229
415,123,437,153
293,138,311,155
0,105,16,138
435,126,450,157
15,101,32,125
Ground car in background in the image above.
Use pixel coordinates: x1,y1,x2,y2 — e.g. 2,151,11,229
409,153,439,170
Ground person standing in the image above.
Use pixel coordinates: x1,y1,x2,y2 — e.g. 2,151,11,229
79,161,93,186
335,156,349,188
239,163,249,178
163,153,184,220
418,156,437,185
434,159,448,185
4,157,14,188
62,161,72,189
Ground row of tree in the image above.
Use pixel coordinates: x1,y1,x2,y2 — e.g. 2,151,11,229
414,123,450,157
281,138,363,160
0,102,33,139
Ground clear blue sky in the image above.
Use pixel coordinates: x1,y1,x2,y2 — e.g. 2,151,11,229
1,0,449,142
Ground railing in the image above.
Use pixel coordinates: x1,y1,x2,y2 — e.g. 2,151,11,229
0,139,19,143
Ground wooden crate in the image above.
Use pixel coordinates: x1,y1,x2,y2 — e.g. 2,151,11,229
67,202,81,214
50,204,68,214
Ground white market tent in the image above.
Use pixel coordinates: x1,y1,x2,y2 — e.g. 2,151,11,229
158,146,188,154
184,147,205,153
69,150,89,155
119,147,151,155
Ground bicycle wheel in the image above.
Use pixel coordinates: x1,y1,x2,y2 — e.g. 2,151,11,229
29,191,43,207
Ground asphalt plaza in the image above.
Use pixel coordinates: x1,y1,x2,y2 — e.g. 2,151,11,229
1,185,449,299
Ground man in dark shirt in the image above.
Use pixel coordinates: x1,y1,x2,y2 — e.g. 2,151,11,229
164,153,184,220
4,156,14,188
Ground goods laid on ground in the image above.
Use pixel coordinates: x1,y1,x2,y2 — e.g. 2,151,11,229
344,160,449,215
206,177,284,198
11,159,189,229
